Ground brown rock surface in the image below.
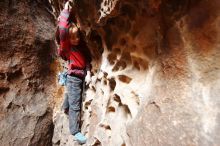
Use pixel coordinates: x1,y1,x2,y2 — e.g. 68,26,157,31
0,0,57,145
64,0,219,145
1,0,220,146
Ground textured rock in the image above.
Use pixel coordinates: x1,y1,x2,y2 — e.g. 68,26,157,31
51,0,220,146
0,0,57,145
1,0,220,146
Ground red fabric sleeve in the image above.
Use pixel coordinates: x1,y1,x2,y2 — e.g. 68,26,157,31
57,9,71,60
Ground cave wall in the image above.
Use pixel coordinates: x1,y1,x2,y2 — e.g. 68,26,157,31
51,0,220,146
0,0,57,145
0,0,219,146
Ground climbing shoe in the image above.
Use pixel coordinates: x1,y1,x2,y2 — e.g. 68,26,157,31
74,132,87,144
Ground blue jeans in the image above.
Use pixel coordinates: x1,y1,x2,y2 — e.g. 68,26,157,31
62,75,83,135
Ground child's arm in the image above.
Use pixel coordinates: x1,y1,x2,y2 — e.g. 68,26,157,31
57,1,72,60
81,39,92,72
85,44,92,85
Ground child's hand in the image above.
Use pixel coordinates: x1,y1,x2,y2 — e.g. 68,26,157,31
64,1,73,11
64,0,75,11
85,71,92,85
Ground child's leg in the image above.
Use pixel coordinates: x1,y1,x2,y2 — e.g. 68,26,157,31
69,110,80,135
62,91,69,112
66,75,83,135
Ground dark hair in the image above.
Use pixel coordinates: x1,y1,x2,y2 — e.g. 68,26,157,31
55,26,60,45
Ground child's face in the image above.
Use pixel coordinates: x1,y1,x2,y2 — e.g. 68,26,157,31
69,30,80,46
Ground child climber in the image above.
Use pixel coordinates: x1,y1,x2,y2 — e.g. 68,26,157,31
56,0,92,144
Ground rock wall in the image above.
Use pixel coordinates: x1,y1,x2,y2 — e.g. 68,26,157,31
0,0,57,145
1,0,220,146
51,0,220,146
